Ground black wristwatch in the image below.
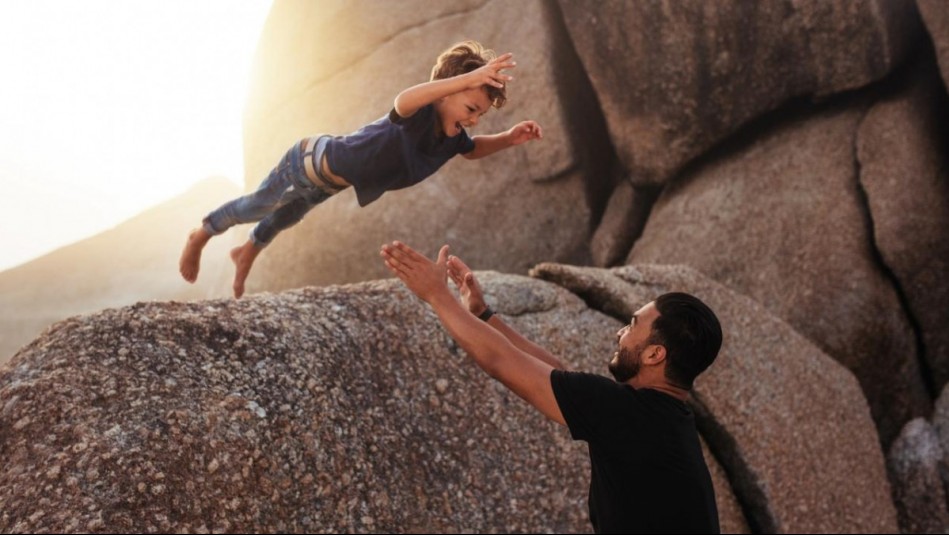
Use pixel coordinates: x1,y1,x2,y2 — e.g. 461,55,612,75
477,306,495,322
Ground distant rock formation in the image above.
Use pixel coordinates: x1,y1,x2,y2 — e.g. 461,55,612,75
0,268,895,533
0,177,240,365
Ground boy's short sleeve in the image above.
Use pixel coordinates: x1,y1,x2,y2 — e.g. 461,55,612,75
456,131,475,154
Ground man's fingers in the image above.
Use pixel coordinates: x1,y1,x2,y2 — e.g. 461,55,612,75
381,246,412,274
392,241,429,264
448,254,473,274
436,245,450,268
383,259,403,277
447,266,463,286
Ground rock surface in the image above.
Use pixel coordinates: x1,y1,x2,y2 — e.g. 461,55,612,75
627,93,930,444
0,275,624,532
887,418,949,534
556,0,923,186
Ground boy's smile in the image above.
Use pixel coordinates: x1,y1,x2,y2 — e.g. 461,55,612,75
435,87,493,137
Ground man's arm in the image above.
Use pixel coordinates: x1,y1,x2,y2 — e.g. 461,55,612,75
381,242,566,426
446,255,566,370
462,121,543,160
393,53,514,118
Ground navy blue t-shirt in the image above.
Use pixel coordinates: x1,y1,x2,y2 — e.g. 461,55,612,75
551,370,719,534
324,104,476,207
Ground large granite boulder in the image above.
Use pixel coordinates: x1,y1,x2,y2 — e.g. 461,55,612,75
0,275,620,532
627,91,930,445
241,0,612,293
857,57,949,390
531,263,898,533
556,0,924,186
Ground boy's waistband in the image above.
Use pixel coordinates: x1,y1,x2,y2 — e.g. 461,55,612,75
303,136,346,194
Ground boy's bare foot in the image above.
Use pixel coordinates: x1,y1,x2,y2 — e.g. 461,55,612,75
230,240,263,299
180,228,212,283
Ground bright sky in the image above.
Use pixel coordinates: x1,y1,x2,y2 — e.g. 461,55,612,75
0,1,272,271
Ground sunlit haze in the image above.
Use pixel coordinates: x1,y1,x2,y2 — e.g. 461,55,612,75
0,1,272,271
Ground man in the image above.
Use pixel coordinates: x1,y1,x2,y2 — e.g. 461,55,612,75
380,241,723,534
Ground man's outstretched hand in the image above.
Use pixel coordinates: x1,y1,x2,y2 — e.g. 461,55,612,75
380,241,451,304
447,254,488,316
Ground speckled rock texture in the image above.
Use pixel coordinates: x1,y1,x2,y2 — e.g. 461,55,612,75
0,275,626,532
857,58,949,390
1,271,743,533
531,263,898,533
887,418,949,533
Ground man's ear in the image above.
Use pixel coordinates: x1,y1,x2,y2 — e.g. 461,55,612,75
646,344,667,366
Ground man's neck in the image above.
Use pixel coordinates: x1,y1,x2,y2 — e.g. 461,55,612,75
628,376,690,401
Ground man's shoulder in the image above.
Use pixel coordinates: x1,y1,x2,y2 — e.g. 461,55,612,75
551,369,618,388
551,370,632,404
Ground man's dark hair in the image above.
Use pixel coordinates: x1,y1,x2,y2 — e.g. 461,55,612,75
649,292,722,389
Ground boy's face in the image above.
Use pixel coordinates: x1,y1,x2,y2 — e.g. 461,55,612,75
435,87,493,137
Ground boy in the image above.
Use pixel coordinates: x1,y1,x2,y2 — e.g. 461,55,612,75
180,41,543,298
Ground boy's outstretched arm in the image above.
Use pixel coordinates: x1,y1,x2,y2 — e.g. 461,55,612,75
380,241,566,426
393,53,515,118
463,120,543,160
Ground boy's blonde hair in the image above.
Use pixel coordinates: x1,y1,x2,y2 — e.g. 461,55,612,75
431,40,507,109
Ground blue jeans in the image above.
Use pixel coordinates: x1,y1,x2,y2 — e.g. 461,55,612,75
202,136,340,246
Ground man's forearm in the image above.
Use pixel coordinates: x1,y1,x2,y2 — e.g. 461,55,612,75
486,315,568,370
428,291,566,425
428,293,521,378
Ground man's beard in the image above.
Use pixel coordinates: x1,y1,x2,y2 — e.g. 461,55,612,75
609,341,646,382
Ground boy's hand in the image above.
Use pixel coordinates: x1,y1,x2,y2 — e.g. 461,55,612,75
381,241,451,305
447,255,488,316
507,120,543,146
467,52,515,90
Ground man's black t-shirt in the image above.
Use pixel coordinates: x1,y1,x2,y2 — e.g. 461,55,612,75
550,370,719,534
